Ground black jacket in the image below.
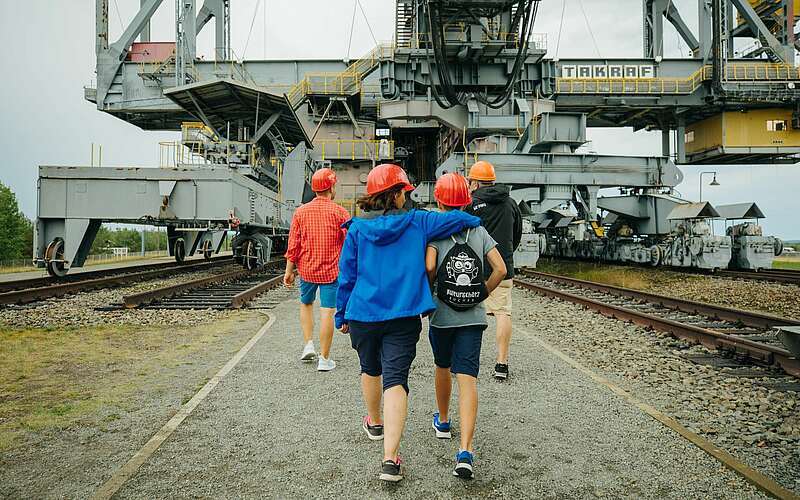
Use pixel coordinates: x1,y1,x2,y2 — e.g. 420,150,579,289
465,184,522,279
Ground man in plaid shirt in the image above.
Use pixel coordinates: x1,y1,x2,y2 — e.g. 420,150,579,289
283,168,351,372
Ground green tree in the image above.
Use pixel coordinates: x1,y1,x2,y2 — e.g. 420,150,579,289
0,182,31,261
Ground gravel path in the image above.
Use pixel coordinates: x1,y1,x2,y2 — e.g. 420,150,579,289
109,296,764,499
516,288,800,496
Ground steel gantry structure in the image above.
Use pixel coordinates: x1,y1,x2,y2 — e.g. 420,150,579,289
33,0,800,275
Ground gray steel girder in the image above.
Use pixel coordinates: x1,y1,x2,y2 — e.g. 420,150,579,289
438,152,683,188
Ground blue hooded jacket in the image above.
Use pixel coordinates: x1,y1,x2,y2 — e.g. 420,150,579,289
336,209,481,328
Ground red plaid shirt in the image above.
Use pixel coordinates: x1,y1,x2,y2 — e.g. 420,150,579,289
284,197,350,284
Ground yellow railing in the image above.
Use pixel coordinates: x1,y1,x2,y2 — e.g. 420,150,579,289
555,63,800,95
318,140,394,161
286,43,393,108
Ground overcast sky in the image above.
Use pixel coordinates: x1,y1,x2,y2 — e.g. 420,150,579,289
0,1,798,238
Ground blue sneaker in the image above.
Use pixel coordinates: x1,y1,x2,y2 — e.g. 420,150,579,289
453,450,474,479
432,412,451,439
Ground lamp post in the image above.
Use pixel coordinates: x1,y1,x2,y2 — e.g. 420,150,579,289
699,171,720,202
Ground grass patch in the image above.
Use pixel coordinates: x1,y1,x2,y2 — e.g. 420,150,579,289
534,259,657,290
773,257,800,270
0,316,259,452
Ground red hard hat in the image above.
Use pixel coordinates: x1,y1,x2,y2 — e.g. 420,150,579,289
366,164,415,196
434,173,472,207
311,168,337,192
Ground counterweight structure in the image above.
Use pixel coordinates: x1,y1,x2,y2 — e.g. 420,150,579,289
34,0,799,275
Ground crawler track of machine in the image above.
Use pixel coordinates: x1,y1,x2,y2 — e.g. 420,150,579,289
515,270,800,378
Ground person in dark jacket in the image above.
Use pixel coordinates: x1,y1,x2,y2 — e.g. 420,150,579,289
464,160,522,380
336,163,481,483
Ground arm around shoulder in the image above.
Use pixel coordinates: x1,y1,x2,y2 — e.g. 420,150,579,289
420,209,481,243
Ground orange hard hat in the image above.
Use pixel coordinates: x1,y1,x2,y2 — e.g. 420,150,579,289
434,173,471,207
311,168,337,192
366,164,415,196
468,160,496,182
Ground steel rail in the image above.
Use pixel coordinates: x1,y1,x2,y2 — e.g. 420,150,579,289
230,275,283,309
523,270,800,330
0,255,231,293
515,272,800,378
0,258,232,306
715,268,800,285
123,259,285,309
123,268,251,309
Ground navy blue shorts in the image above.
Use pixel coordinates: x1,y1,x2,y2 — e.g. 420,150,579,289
429,325,486,377
299,278,337,308
349,316,422,393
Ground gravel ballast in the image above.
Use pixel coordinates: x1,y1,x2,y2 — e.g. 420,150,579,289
535,260,800,320
516,288,800,496
0,266,242,329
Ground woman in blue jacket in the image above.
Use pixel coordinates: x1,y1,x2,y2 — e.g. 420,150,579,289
336,163,480,483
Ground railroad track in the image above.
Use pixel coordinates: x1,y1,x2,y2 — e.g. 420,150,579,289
515,270,800,379
0,256,232,306
714,267,800,286
541,257,800,286
121,260,284,310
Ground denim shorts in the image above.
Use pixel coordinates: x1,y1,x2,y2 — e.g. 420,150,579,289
429,325,486,377
299,278,338,308
349,316,422,393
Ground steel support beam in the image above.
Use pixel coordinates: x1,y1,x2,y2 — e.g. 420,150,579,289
96,0,164,107
140,0,151,42
730,0,792,63
699,0,713,62
665,3,700,54
196,0,229,61
252,112,282,143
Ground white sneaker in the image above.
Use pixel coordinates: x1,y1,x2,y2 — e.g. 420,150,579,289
317,356,336,372
300,341,316,362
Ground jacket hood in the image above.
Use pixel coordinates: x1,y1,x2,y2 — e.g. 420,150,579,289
474,184,510,204
343,209,414,246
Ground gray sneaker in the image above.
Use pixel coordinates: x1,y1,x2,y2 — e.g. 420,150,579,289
317,356,336,372
300,341,316,361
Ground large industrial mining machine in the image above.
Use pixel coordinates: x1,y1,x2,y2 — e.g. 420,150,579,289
33,0,800,276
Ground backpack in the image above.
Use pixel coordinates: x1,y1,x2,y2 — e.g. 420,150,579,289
435,229,489,311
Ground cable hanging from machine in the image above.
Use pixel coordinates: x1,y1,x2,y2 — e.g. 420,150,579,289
423,0,540,109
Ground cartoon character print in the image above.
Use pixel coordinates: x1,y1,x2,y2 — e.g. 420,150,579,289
445,251,479,286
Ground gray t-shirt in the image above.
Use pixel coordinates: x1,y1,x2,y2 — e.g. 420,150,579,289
428,226,497,328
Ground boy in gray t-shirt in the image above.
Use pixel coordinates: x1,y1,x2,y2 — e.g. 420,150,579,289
424,173,507,479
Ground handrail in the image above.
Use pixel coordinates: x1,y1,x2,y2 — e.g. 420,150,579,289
555,63,800,95
286,43,394,108
318,139,394,161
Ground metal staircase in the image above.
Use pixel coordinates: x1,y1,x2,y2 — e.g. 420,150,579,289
285,43,394,110
395,1,414,47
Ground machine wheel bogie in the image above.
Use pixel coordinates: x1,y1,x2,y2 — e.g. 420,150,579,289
44,238,68,278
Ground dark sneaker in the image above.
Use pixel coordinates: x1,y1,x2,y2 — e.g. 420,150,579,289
379,458,403,482
453,450,474,479
494,363,509,380
362,415,384,441
432,412,451,439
